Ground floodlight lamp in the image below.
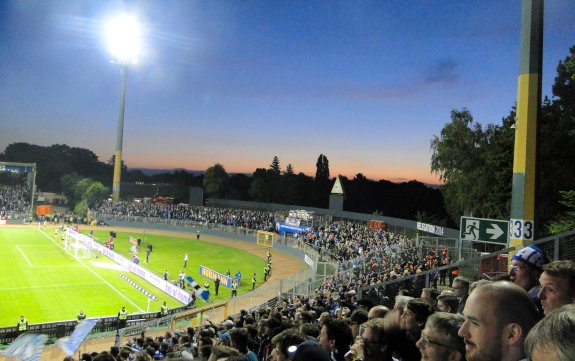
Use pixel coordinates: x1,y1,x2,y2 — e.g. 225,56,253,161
105,14,142,65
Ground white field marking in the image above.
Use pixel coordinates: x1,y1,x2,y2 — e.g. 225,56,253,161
90,261,127,271
39,230,145,312
16,244,82,268
15,245,33,267
0,282,104,292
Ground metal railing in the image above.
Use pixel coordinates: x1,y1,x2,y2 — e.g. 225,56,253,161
356,229,575,308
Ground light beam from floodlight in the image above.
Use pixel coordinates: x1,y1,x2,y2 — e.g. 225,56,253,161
105,14,141,202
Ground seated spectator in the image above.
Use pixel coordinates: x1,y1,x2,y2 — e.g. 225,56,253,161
416,312,465,361
458,281,541,361
524,304,575,361
538,260,575,315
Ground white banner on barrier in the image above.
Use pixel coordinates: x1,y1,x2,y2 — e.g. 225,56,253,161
66,228,190,304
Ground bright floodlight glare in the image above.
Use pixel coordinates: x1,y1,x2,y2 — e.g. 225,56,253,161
105,14,141,64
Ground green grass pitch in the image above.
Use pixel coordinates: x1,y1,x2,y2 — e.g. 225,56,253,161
0,227,266,328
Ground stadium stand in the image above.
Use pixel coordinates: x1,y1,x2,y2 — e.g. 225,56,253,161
2,201,575,361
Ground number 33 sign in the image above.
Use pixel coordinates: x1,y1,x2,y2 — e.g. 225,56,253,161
510,219,534,241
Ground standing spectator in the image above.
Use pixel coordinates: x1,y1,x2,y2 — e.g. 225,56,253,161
349,309,368,338
525,304,575,361
451,277,470,314
399,298,435,361
509,245,549,309
117,307,128,329
214,277,221,296
317,318,353,361
367,305,389,320
349,318,397,361
235,270,242,286
160,302,168,317
458,281,541,361
448,265,458,287
436,294,459,314
416,312,465,361
229,327,258,361
293,340,331,361
17,315,28,334
538,260,575,315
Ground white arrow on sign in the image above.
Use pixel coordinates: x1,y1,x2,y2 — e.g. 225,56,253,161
486,223,504,240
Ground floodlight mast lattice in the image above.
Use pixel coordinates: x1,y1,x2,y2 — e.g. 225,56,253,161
105,15,141,202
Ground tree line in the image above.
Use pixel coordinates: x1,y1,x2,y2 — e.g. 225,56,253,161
430,45,575,235
0,145,450,225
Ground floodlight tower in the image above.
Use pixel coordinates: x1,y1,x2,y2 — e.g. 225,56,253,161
105,14,141,202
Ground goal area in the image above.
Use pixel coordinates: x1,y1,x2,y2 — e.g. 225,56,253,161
256,230,278,248
64,231,92,259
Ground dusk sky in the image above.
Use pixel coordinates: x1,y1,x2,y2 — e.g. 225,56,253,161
1,1,574,184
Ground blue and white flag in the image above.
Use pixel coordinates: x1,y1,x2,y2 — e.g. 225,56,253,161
186,276,210,301
56,318,99,355
2,333,47,361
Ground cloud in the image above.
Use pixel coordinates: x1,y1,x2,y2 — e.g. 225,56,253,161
422,59,460,85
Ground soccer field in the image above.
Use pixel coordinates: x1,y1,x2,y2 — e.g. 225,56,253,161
0,227,266,328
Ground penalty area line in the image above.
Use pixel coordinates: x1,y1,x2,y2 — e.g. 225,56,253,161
15,245,33,267
39,230,145,313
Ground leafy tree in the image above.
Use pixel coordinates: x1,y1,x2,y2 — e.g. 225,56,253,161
60,173,82,206
430,109,487,221
285,164,294,175
84,182,109,208
546,190,575,234
203,163,228,198
249,168,270,202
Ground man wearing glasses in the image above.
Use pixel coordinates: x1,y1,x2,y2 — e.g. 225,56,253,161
416,312,465,361
451,277,470,314
509,245,549,310
349,318,399,361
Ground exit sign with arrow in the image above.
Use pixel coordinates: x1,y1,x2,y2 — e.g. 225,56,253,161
460,216,509,245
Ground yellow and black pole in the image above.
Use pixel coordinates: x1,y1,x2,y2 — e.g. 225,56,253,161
509,0,543,248
112,64,128,202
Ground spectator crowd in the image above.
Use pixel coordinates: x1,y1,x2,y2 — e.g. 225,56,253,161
60,245,575,361
9,199,575,361
0,184,31,218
